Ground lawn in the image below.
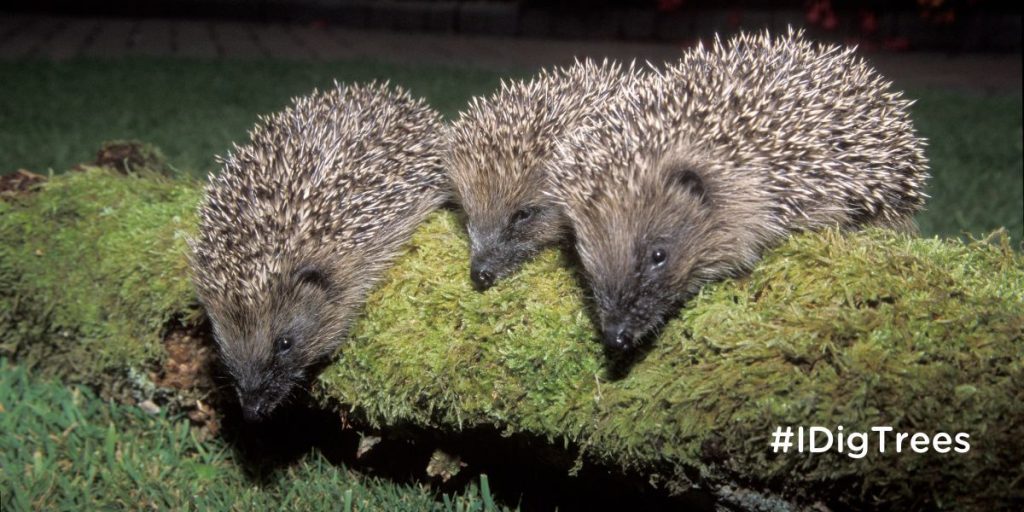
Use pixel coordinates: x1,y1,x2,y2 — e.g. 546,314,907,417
0,360,510,511
0,57,1021,240
0,58,505,175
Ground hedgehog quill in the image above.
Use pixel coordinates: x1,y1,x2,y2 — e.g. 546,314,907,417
547,30,929,350
447,59,642,290
190,83,447,420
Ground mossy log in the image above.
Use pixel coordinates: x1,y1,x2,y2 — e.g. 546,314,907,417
2,168,1022,510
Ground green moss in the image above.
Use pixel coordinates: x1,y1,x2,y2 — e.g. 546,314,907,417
0,167,200,380
323,212,601,437
322,216,1024,509
2,168,1022,509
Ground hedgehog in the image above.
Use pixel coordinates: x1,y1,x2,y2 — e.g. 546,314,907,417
447,59,642,290
546,30,929,350
189,82,447,420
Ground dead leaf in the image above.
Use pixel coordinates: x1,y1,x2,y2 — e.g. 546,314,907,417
426,449,466,482
356,435,381,459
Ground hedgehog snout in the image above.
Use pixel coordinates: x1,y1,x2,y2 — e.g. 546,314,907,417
237,385,271,422
469,248,502,291
470,265,495,291
240,397,267,422
600,317,635,350
235,374,285,422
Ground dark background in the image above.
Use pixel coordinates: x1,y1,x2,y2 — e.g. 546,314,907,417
4,0,1022,52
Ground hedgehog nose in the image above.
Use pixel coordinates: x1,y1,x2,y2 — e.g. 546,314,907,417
238,386,268,422
240,398,266,422
601,322,633,350
470,266,495,291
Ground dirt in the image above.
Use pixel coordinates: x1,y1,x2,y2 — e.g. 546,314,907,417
93,140,173,176
0,169,46,197
154,322,223,439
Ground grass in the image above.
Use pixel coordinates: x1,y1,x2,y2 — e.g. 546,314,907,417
0,58,1021,239
0,58,506,176
910,90,1024,241
0,359,511,511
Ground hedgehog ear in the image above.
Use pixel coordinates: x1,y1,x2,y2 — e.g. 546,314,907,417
668,166,708,203
294,265,330,290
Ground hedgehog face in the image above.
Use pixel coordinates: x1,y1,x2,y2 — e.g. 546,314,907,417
205,264,355,422
448,124,563,291
447,60,638,291
464,191,564,291
190,81,447,422
573,164,714,350
448,141,566,290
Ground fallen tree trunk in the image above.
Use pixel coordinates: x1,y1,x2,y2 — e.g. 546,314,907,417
2,167,1022,510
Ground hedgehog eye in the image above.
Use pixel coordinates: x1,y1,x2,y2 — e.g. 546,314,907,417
651,249,667,267
510,208,533,225
275,336,293,354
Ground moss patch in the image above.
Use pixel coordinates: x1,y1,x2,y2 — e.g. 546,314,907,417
2,168,1022,510
321,214,1024,509
0,167,201,382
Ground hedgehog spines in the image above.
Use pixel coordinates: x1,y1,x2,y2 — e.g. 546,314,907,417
546,30,929,349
